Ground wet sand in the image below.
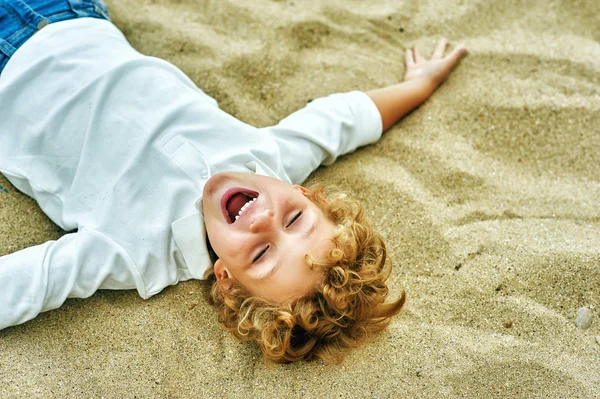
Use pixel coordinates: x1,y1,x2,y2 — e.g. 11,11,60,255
1,0,599,397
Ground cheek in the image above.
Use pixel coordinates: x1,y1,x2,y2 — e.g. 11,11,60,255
216,243,244,260
206,225,246,260
205,221,227,255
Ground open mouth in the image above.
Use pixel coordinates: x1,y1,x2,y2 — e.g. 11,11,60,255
221,188,259,224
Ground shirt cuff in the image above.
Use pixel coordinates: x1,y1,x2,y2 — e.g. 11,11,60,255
340,90,384,151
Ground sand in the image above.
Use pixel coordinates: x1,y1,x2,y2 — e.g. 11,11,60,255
1,0,599,397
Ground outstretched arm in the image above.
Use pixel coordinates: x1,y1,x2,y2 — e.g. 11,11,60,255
0,229,138,330
261,38,467,185
366,38,468,132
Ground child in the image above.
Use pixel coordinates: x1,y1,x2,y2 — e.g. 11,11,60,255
0,0,467,362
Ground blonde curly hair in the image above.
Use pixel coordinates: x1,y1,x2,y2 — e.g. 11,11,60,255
209,184,405,363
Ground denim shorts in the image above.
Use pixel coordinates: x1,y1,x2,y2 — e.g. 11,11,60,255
0,0,110,73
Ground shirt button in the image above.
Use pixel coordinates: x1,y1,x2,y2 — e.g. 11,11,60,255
37,20,49,30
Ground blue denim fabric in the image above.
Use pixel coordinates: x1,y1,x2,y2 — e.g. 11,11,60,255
0,0,110,72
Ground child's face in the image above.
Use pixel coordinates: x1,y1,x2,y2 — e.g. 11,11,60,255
202,172,336,302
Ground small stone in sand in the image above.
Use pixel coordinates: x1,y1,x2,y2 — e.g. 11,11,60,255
504,320,513,328
575,307,593,329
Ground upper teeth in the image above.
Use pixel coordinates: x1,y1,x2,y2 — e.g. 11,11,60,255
235,197,257,221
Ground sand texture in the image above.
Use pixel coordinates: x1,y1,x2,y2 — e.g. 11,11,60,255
1,0,599,397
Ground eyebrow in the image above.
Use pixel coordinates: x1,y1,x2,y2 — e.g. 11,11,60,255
303,218,317,238
265,259,280,279
265,218,317,280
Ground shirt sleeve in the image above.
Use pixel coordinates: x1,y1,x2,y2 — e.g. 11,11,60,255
0,228,139,330
260,91,383,185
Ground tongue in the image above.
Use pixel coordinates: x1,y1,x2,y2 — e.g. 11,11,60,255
226,193,250,222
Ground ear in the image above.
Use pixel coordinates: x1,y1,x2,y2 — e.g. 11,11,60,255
292,185,312,196
213,259,231,281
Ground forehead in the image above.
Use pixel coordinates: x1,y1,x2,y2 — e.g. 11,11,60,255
263,211,337,302
306,221,337,263
294,193,338,265
299,212,337,256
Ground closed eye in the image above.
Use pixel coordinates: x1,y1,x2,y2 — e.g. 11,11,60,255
286,211,302,228
253,245,269,263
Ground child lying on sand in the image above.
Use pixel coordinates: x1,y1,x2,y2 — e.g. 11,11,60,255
0,0,466,362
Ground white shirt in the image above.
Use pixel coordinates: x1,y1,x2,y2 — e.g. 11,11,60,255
0,18,382,329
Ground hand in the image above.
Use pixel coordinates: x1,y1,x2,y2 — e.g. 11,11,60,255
365,38,468,132
404,38,467,87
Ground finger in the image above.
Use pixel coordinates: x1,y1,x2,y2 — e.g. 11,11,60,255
439,44,467,77
414,46,425,63
405,48,415,67
432,38,448,59
445,43,468,67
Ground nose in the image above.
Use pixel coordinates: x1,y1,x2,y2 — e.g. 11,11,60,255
249,208,274,233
